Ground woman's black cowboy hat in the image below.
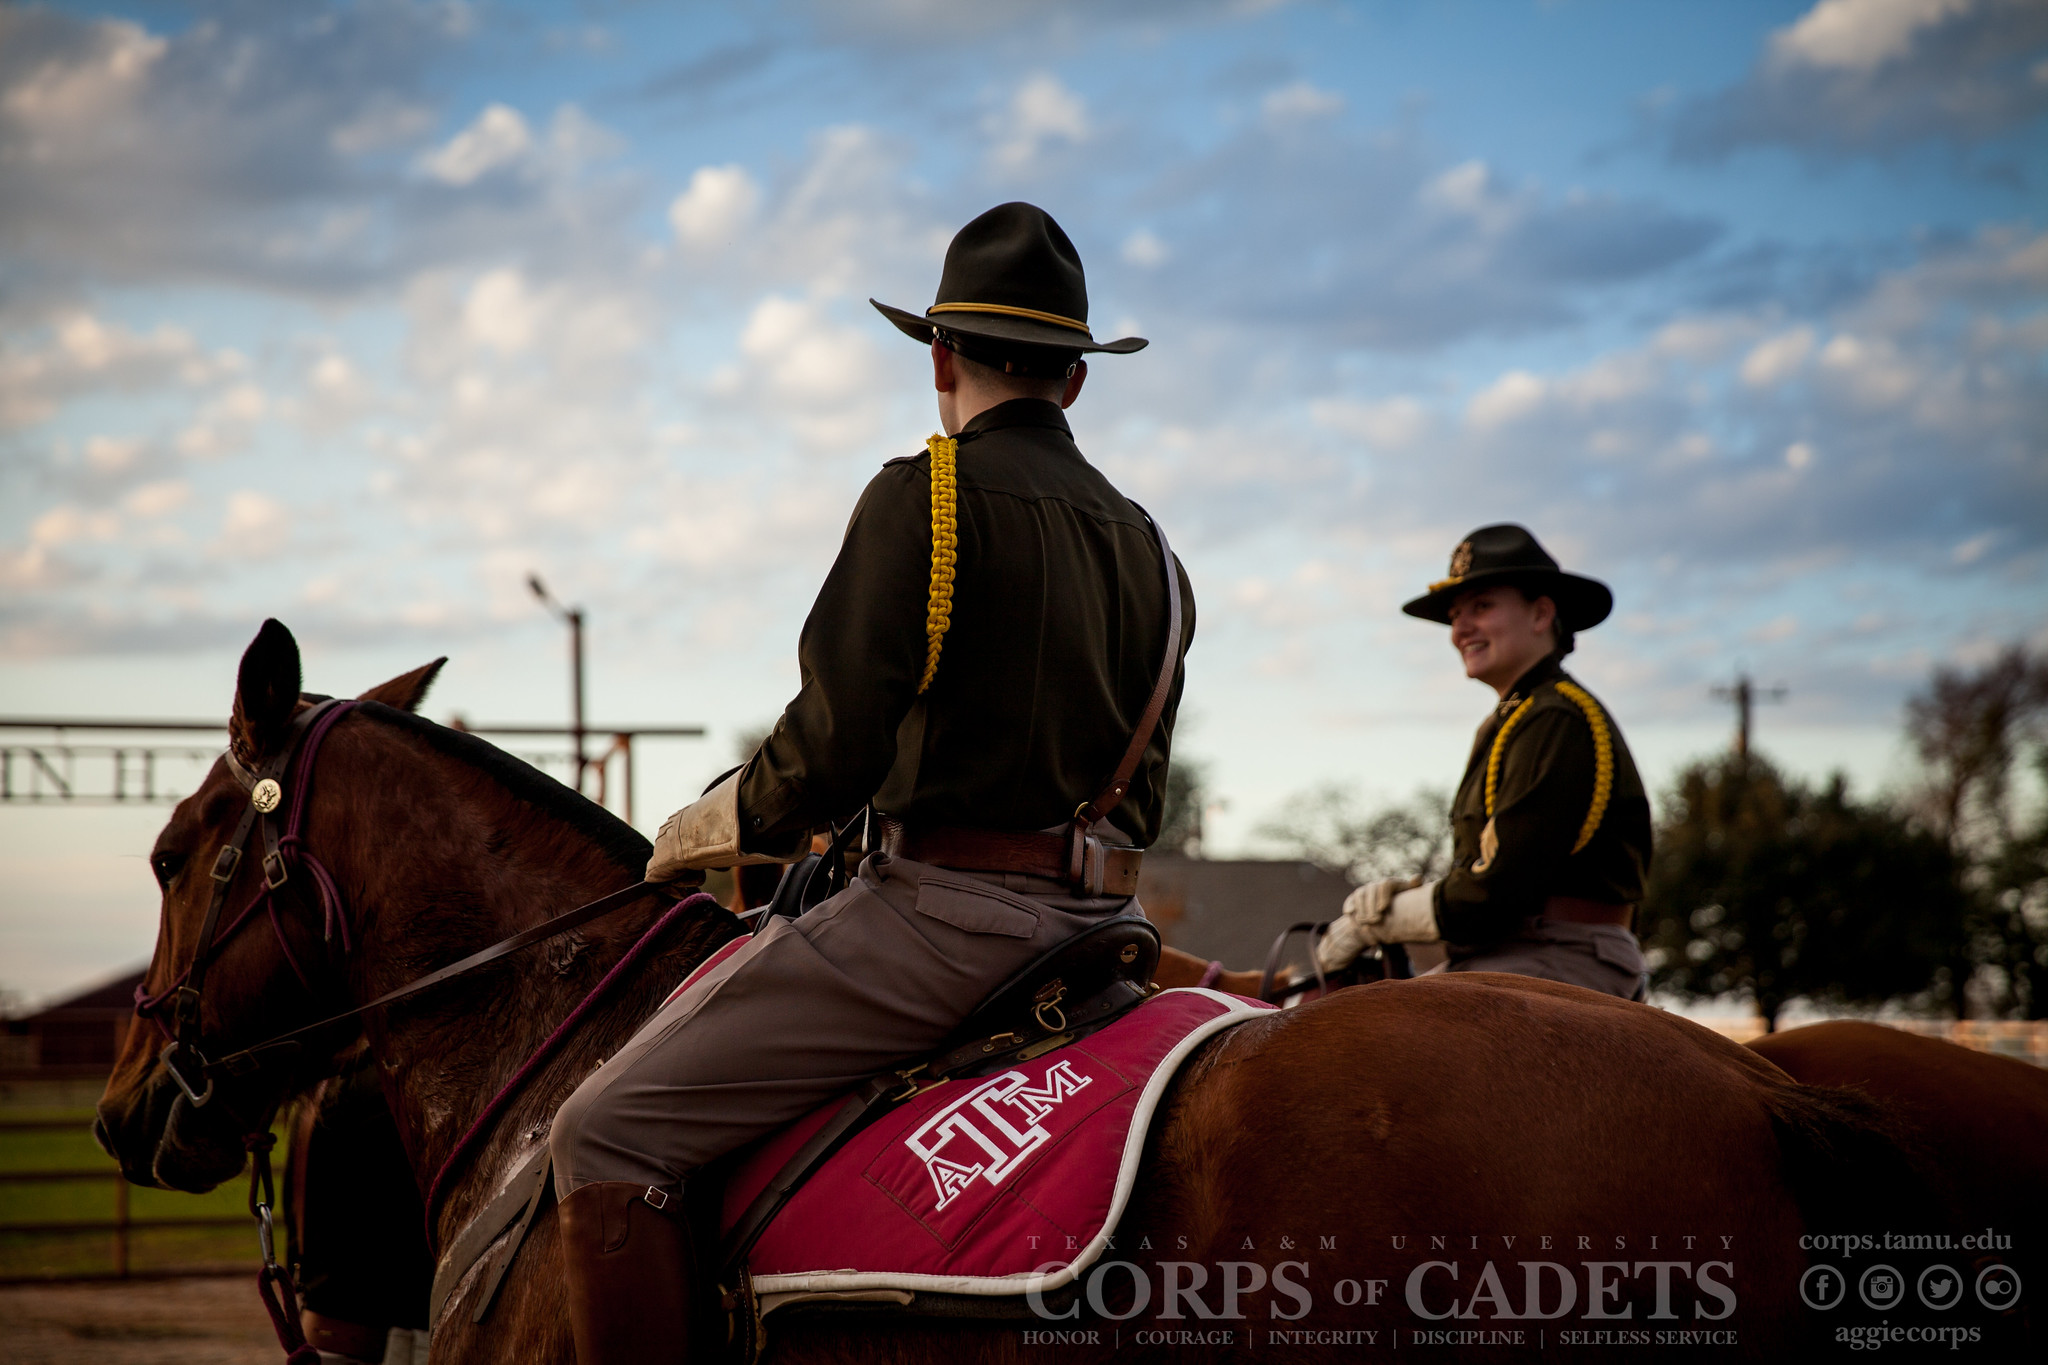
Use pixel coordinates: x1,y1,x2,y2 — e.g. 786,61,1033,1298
871,202,1146,370
1401,524,1613,631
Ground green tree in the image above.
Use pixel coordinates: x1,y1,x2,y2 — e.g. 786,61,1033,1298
1639,755,1970,1030
1256,783,1453,884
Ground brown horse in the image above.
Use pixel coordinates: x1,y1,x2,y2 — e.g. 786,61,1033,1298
99,623,1919,1361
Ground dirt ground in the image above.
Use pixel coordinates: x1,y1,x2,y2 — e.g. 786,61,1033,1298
0,1274,282,1365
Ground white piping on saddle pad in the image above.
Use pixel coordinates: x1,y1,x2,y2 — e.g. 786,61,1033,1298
750,987,1273,1305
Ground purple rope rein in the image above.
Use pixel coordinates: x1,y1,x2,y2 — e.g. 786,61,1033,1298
421,890,718,1248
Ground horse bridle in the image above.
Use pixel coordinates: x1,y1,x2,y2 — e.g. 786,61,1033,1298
137,697,359,1109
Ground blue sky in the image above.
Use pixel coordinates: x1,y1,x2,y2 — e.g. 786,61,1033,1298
3,0,2044,1003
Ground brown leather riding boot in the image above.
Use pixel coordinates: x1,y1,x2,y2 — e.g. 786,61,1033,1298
557,1181,691,1365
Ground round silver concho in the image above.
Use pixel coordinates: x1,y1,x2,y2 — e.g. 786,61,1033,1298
251,778,283,814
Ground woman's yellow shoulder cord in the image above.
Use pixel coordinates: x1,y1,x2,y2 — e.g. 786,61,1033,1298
1554,682,1615,854
1483,696,1536,818
1484,683,1615,855
918,435,959,694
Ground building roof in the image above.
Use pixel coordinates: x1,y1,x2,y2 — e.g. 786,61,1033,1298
13,967,148,1022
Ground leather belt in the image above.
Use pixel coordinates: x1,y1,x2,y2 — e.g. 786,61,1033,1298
880,818,1143,899
1541,896,1634,927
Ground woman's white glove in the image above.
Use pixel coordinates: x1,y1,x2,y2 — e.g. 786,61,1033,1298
1314,876,1440,972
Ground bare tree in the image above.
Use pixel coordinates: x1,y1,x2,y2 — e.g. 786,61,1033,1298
1256,783,1453,884
1905,646,2048,1018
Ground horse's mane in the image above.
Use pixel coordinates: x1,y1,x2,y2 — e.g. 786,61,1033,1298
352,700,653,874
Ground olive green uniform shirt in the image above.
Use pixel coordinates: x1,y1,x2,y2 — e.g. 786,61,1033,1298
736,398,1196,849
1435,654,1651,947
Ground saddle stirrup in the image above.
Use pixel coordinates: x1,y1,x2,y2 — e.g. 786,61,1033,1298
558,1181,692,1365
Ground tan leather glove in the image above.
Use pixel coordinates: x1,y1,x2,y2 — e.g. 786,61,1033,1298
1314,876,1438,972
645,771,802,883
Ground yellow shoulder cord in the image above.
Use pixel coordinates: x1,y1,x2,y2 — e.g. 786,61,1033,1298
1484,684,1614,854
1483,697,1537,819
917,435,959,694
1553,682,1615,854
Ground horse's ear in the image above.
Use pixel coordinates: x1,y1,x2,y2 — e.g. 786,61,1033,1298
358,658,447,713
231,619,302,762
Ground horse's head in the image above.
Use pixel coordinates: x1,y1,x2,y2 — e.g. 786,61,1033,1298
95,619,445,1192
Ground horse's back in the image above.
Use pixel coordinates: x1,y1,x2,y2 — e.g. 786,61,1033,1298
1132,973,1822,1346
1751,1021,2048,1248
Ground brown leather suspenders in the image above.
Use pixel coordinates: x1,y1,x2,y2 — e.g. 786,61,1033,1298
1064,508,1182,887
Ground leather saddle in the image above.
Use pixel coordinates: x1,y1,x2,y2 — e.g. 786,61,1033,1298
434,914,1163,1343
714,913,1162,1271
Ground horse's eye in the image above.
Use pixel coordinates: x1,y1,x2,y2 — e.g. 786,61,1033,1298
151,850,187,888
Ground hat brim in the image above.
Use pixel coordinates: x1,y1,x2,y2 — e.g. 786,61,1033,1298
1402,569,1613,631
870,299,1147,355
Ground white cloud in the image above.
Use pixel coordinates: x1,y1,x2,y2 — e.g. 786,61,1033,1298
218,491,289,557
1740,327,1817,387
988,73,1088,171
1951,530,1997,564
463,268,540,355
1122,230,1170,269
1784,441,1816,470
1816,333,1920,407
1770,0,1971,73
1676,0,2048,155
30,504,119,547
0,312,218,429
1262,80,1345,124
176,383,267,458
1421,160,1492,215
738,295,878,408
83,435,142,472
122,479,190,519
1312,396,1430,451
1466,370,1547,429
669,164,761,249
0,13,164,135
419,104,533,186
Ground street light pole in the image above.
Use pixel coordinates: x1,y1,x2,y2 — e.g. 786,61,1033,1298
528,574,587,795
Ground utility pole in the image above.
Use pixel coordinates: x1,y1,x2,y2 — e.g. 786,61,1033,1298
528,574,587,794
1711,672,1786,760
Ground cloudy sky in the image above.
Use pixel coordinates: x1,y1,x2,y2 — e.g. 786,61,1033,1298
3,0,2044,1003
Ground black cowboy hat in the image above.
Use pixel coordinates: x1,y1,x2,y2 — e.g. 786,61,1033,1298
871,202,1147,365
1401,524,1613,631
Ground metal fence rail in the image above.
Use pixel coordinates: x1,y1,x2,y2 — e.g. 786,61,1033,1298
0,716,704,822
0,1119,250,1283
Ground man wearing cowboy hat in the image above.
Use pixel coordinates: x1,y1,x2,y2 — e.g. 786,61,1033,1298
547,202,1194,1363
1316,524,1652,1000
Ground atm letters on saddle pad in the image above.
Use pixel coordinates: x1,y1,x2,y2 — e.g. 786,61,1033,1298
719,988,1273,1302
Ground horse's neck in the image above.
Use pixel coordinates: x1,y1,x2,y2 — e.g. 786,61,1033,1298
336,737,726,1245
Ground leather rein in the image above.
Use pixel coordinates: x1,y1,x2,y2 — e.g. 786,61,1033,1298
126,697,706,1361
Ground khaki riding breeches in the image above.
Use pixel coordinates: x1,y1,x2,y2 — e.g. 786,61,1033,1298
550,851,1133,1198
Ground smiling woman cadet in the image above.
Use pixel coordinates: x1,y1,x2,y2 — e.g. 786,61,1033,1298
1316,524,1653,1001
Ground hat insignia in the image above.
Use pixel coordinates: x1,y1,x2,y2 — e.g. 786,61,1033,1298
1448,540,1473,580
